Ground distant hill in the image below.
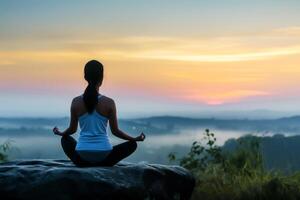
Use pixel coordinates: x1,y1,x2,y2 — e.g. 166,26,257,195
130,115,300,134
1,115,300,136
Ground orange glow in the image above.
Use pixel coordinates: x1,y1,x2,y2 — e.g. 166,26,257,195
1,28,300,105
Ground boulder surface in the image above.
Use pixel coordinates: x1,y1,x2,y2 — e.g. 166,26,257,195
0,159,195,200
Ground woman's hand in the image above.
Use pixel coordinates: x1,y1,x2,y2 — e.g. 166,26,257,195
53,127,63,136
134,132,146,141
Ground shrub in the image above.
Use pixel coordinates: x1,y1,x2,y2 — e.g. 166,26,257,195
169,129,300,200
0,140,11,162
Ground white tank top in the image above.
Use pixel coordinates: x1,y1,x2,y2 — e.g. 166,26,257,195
75,95,113,151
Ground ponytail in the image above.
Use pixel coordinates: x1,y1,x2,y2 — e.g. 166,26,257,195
83,60,104,114
83,81,99,114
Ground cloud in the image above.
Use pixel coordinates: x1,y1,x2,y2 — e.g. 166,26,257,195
2,38,300,63
0,60,15,66
131,46,300,62
2,26,300,64
274,26,300,36
183,89,271,105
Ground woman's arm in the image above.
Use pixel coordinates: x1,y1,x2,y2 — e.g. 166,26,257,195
53,99,78,136
109,99,145,141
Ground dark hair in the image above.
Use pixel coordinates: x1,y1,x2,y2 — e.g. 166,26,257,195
83,60,104,114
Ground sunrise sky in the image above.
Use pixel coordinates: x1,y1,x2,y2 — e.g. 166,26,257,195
1,0,300,118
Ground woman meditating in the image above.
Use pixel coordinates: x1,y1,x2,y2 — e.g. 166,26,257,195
53,60,145,167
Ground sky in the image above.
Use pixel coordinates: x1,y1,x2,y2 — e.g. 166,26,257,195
1,0,300,118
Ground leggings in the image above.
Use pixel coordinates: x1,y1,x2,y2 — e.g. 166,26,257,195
61,135,137,167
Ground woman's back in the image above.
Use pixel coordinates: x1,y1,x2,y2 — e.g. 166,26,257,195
75,94,113,151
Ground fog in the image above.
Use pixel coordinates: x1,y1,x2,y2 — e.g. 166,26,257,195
0,128,253,164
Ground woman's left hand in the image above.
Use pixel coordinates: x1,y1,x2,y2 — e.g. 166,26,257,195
134,132,146,141
53,127,63,136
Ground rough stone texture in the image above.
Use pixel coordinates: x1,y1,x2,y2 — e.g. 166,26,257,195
0,159,195,200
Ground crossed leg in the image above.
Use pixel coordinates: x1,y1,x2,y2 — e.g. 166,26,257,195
61,135,137,167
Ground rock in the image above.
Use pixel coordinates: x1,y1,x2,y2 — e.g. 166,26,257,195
0,159,195,200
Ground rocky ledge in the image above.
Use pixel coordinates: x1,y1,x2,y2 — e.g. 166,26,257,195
0,159,195,200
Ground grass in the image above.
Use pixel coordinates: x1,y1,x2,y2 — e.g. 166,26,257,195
0,140,11,162
169,129,300,200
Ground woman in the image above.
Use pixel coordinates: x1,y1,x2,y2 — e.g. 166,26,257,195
53,60,145,167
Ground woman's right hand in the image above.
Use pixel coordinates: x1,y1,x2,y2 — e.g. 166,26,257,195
53,126,63,136
135,132,146,141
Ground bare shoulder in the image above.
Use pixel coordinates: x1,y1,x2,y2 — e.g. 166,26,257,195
100,95,116,108
101,96,116,117
71,96,83,107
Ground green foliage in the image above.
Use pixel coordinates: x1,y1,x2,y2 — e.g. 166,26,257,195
168,129,300,200
0,140,11,162
220,135,264,178
169,129,223,172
